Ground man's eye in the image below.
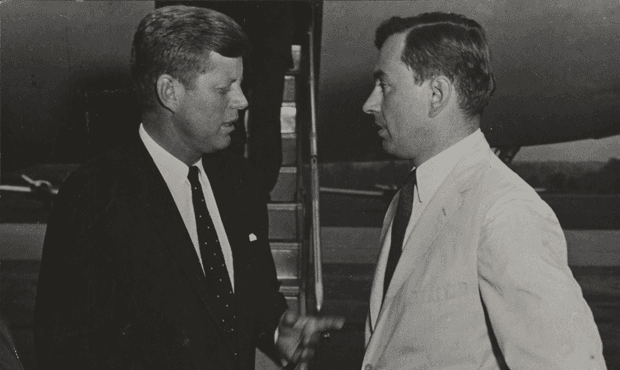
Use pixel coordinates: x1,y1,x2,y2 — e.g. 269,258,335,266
218,87,231,95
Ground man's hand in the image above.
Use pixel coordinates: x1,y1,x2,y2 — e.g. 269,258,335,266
275,310,345,365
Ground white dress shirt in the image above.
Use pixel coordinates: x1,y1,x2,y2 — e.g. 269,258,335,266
139,124,235,290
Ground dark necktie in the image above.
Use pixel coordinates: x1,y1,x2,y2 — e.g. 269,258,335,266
383,169,417,302
188,166,237,340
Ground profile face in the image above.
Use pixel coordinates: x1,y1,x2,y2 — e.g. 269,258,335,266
363,32,432,160
174,51,248,156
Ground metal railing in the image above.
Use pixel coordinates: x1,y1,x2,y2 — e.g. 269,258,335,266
307,1,323,314
0,174,58,196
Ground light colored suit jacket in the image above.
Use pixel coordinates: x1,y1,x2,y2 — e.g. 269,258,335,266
363,135,606,370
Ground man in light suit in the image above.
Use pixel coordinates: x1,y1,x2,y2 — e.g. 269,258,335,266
361,12,606,369
34,6,342,370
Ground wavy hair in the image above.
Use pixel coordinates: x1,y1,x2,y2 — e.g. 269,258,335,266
375,12,495,119
131,5,251,108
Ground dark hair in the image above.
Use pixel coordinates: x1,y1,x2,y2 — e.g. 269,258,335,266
131,5,251,108
375,12,495,118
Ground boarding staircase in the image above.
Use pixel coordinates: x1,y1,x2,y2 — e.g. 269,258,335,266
265,44,308,320
256,7,324,367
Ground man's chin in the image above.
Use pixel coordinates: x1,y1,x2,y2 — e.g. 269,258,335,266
216,136,232,151
200,136,231,154
381,141,408,159
382,140,396,155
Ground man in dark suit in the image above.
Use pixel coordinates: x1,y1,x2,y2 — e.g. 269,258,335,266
34,6,342,370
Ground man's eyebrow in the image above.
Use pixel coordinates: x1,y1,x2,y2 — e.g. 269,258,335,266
219,77,240,86
373,70,386,81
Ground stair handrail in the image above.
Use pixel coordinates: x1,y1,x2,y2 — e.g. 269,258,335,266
308,1,323,313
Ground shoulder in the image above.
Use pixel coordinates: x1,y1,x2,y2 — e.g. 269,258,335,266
472,155,567,262
56,145,133,204
470,152,554,218
490,156,555,219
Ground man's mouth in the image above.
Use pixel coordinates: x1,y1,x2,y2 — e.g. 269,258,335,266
376,123,388,137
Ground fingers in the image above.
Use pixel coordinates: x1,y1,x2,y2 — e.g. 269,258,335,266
289,345,316,364
280,310,297,327
299,316,344,347
276,312,346,364
280,310,309,330
299,315,345,336
312,316,345,332
298,346,315,362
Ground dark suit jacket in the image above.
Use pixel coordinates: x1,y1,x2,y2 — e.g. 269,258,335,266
34,139,288,370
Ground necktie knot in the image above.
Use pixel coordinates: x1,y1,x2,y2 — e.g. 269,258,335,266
402,168,417,193
188,166,200,185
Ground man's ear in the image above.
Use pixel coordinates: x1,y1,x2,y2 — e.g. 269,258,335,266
429,76,452,118
156,74,184,112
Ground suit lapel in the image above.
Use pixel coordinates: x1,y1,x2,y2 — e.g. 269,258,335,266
383,178,463,301
381,136,491,306
123,143,239,355
365,181,463,363
368,198,398,333
201,153,250,293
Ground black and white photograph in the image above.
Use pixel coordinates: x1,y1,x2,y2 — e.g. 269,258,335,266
1,1,619,369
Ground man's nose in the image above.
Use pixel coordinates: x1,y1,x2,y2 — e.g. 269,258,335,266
363,89,380,114
231,88,248,110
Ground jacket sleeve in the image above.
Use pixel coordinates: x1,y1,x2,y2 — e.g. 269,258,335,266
478,196,606,369
34,170,124,369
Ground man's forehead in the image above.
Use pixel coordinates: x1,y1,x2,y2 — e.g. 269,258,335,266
378,33,406,61
204,51,243,77
373,33,407,78
207,51,243,67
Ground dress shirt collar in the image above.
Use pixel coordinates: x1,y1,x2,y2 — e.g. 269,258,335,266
139,123,204,184
414,129,484,203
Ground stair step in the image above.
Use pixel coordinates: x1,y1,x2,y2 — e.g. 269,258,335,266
280,283,300,314
281,132,297,166
280,102,296,134
271,242,300,280
282,75,296,102
268,203,300,240
270,167,297,203
285,45,301,75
